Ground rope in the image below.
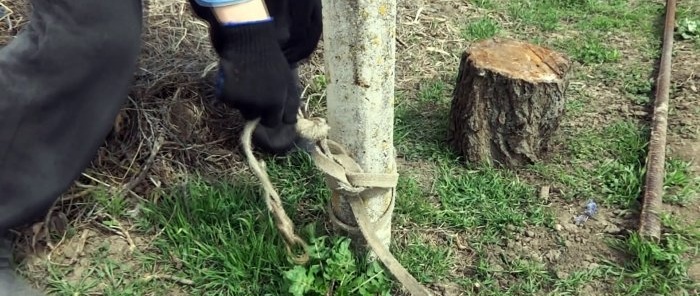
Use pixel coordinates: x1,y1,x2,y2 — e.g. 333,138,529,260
241,118,310,264
241,114,432,296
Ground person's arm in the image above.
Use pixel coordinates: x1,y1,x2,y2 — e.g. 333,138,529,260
195,0,270,23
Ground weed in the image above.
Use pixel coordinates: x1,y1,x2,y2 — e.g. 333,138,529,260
94,187,129,218
136,174,394,295
282,232,392,296
471,0,495,9
506,1,560,31
676,18,699,41
664,158,700,205
462,17,500,41
417,79,449,104
621,67,654,105
568,34,621,64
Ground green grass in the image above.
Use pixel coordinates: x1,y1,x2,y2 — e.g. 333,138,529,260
140,178,294,295
133,168,394,296
529,119,699,208
604,214,700,295
567,33,622,64
461,17,501,41
394,232,456,284
42,237,165,296
394,79,455,162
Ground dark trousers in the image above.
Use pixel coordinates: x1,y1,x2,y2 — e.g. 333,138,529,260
0,0,144,232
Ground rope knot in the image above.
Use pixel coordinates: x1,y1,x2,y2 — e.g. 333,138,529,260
243,114,432,296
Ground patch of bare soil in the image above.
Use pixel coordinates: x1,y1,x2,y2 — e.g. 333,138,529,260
668,41,700,159
665,41,700,282
13,225,188,296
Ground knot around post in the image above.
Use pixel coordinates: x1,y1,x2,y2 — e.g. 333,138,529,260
241,115,432,295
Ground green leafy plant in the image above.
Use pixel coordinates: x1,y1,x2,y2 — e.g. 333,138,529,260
676,18,699,40
283,235,392,296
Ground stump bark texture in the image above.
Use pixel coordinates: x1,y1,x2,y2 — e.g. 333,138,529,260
448,38,572,167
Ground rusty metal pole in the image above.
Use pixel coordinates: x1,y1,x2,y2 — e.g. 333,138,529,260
639,0,677,240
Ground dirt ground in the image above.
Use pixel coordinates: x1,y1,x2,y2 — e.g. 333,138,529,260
1,0,699,295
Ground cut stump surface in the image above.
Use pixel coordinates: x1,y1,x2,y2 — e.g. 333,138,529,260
448,38,572,167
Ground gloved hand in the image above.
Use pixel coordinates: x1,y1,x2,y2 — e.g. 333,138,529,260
280,0,323,65
214,22,293,127
252,66,315,155
188,1,293,128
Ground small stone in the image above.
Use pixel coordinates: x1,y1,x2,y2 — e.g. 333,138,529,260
564,239,574,247
554,224,563,231
546,250,562,262
506,224,517,231
534,255,544,262
632,110,648,117
588,262,600,270
525,230,536,237
564,223,579,233
604,224,622,234
435,283,461,296
556,270,569,279
62,247,77,259
491,263,505,272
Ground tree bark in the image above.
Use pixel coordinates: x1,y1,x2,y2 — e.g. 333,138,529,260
448,38,572,167
321,0,397,251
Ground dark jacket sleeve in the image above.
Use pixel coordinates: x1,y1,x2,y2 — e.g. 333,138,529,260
0,0,144,232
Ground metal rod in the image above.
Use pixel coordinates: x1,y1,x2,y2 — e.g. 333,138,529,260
638,0,677,240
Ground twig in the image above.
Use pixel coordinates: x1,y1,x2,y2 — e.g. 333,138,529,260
639,0,677,240
95,214,137,252
0,2,13,29
143,274,195,286
120,133,165,195
32,197,62,252
68,229,90,264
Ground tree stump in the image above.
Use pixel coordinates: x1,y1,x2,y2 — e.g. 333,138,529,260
447,38,572,167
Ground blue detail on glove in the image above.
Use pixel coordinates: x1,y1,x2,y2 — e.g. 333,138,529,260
194,0,252,8
222,17,273,27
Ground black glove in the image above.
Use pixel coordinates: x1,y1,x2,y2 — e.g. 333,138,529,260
188,1,293,128
252,66,315,155
277,0,323,65
190,0,322,65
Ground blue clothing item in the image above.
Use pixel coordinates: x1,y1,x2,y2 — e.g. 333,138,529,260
193,0,272,26
222,17,273,27
194,0,253,8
